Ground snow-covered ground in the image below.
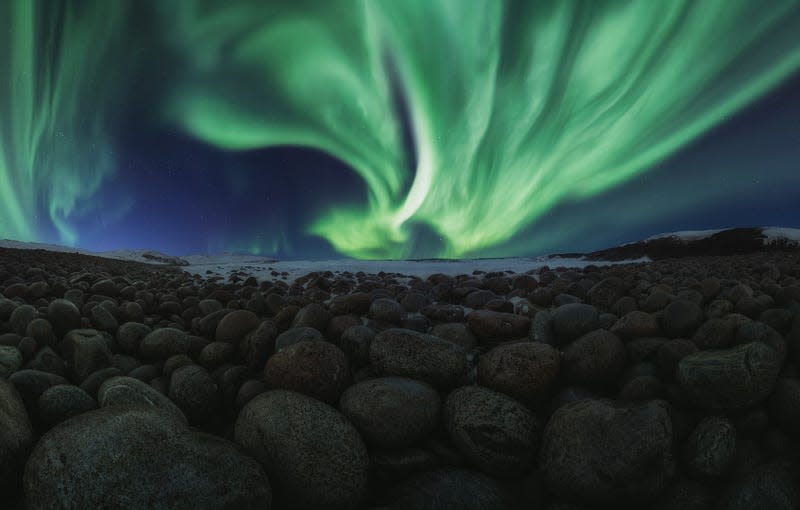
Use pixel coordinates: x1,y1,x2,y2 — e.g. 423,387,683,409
0,238,648,282
762,227,800,244
645,226,800,244
0,239,188,265
182,255,641,282
645,229,725,242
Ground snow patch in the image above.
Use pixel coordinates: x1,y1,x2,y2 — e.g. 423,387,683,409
182,255,646,282
645,229,724,242
761,227,800,243
0,240,187,265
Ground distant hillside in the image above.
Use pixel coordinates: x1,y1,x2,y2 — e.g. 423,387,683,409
559,227,800,261
0,240,190,266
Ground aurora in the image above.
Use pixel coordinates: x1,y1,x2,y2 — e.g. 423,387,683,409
1,0,800,258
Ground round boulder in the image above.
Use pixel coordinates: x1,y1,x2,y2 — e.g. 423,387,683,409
477,342,560,403
98,376,186,424
46,299,81,336
676,342,782,410
139,327,188,360
561,330,627,386
467,310,531,342
235,390,368,510
264,340,349,405
611,311,660,339
682,416,736,478
540,398,674,503
339,377,440,449
370,328,466,388
662,300,705,338
215,309,260,344
24,406,271,509
549,303,600,344
0,345,23,378
116,322,151,355
59,329,113,383
274,326,324,351
431,322,477,351
444,385,540,477
339,325,375,369
37,384,97,429
369,298,405,324
0,379,33,494
168,365,221,425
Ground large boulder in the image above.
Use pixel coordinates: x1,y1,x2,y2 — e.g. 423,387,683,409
139,327,189,360
240,320,278,371
550,304,600,344
370,328,466,388
59,329,113,383
116,322,152,355
662,300,704,338
168,365,221,425
37,384,97,429
235,390,369,510
676,342,782,410
682,416,737,478
561,330,626,386
24,406,271,509
0,379,33,494
444,385,540,477
466,310,530,342
215,309,260,344
274,326,324,351
721,462,800,510
611,311,660,339
264,340,349,405
339,377,440,449
540,398,674,503
587,277,627,311
98,376,186,424
46,299,81,336
477,342,560,403
0,345,23,378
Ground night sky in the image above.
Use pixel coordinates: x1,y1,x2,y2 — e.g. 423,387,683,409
2,1,799,260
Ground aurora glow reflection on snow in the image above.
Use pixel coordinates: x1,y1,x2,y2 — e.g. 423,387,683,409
2,0,800,258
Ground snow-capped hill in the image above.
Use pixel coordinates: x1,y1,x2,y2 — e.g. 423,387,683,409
645,229,725,242
584,226,800,261
0,240,189,266
100,249,190,266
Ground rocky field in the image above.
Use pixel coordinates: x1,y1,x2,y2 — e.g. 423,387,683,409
1,246,800,509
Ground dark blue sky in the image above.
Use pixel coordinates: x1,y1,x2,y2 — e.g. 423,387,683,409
68,69,800,258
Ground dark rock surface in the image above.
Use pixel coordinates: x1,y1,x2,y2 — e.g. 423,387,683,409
2,245,800,509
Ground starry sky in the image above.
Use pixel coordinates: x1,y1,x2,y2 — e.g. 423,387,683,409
1,0,799,260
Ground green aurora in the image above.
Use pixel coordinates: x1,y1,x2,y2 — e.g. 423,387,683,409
2,0,800,258
0,1,141,245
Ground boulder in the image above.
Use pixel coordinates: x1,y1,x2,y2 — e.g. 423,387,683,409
562,330,627,386
467,310,530,342
0,379,33,494
24,406,271,509
477,342,560,403
370,328,466,388
540,399,674,503
264,340,349,405
235,390,368,510
444,385,540,477
339,377,440,449
676,342,782,410
550,304,600,344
